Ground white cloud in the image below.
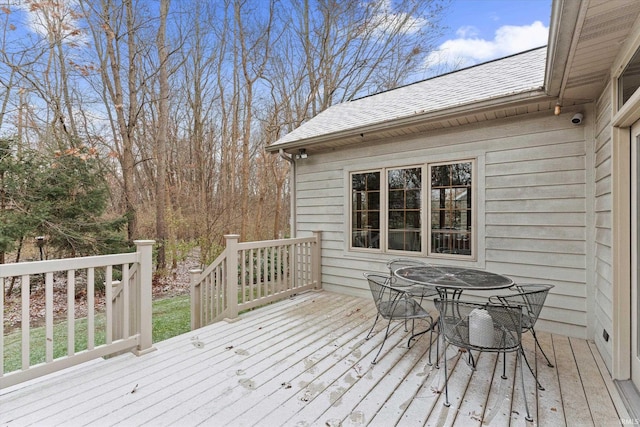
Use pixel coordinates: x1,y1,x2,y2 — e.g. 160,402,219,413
368,0,428,36
15,0,86,45
456,26,479,38
426,21,549,72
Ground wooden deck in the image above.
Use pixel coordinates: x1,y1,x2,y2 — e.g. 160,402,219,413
0,291,629,426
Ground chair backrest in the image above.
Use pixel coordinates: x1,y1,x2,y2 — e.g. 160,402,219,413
364,272,403,314
494,283,553,329
386,258,428,276
365,272,427,321
364,272,392,305
386,258,428,287
435,298,522,352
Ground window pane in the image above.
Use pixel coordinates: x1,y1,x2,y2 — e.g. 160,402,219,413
389,210,404,229
620,47,640,107
406,189,420,209
389,190,404,209
451,163,472,186
351,171,381,249
387,167,421,252
406,211,420,228
366,172,380,190
429,161,472,256
352,174,366,191
367,191,380,210
388,169,404,189
431,165,449,187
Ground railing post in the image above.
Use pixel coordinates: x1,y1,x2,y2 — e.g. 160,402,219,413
111,280,122,341
133,240,156,356
225,234,240,320
312,231,322,289
190,268,203,330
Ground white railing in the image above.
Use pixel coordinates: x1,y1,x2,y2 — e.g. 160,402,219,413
190,232,322,329
0,240,155,389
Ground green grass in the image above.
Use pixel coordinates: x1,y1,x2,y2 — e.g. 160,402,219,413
2,295,191,374
151,295,191,342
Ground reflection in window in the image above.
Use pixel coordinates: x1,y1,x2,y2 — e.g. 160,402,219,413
388,168,421,251
351,172,380,249
620,46,640,108
429,161,472,256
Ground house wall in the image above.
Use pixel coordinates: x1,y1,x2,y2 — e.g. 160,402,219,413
295,109,593,339
593,82,615,371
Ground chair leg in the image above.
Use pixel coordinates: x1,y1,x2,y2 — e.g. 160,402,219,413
435,324,441,368
502,350,507,379
466,349,476,370
518,348,534,422
427,321,438,366
372,318,394,364
366,314,381,340
443,342,450,407
521,348,545,390
530,328,554,367
408,315,434,348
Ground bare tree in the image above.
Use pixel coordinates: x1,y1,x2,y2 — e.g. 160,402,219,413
155,0,170,270
79,0,149,241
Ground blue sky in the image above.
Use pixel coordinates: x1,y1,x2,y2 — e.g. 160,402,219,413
427,0,552,72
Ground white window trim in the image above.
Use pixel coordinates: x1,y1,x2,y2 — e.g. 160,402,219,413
426,158,477,261
347,158,478,261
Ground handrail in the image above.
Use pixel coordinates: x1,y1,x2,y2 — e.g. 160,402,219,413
0,240,155,389
190,231,322,329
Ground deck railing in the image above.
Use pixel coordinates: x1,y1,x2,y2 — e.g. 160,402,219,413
190,232,322,329
0,240,155,389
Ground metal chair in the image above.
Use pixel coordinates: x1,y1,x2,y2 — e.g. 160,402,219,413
386,259,440,364
434,298,533,422
491,283,555,366
364,273,434,364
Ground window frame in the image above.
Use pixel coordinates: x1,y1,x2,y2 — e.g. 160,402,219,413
618,45,640,110
386,166,423,253
350,170,382,250
348,158,476,260
426,159,476,260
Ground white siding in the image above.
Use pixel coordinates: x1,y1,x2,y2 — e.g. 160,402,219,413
294,109,592,338
593,82,614,371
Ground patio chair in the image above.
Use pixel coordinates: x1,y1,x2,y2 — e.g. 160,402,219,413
490,283,554,391
434,298,533,422
364,272,435,364
491,284,555,365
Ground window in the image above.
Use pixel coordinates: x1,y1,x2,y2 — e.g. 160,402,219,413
388,168,421,251
619,46,640,108
351,172,380,249
429,161,472,256
349,160,474,258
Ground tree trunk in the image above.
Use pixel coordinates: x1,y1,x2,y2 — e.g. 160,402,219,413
155,0,170,270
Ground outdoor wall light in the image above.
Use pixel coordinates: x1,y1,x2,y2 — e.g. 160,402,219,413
295,148,308,160
571,112,583,125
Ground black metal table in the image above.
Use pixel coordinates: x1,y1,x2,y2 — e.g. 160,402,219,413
393,264,515,367
393,264,514,298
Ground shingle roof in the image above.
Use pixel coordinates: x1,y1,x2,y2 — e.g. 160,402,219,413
271,47,547,147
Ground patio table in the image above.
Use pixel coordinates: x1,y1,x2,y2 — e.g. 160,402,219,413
393,264,515,368
393,264,514,299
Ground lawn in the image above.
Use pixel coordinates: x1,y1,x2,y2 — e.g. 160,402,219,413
2,294,191,373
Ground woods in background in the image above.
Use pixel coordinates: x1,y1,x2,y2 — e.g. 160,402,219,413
0,0,448,270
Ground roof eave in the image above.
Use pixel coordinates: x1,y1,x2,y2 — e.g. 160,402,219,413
544,0,582,98
266,88,551,153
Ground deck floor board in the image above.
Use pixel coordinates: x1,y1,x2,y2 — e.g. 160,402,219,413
0,291,628,426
